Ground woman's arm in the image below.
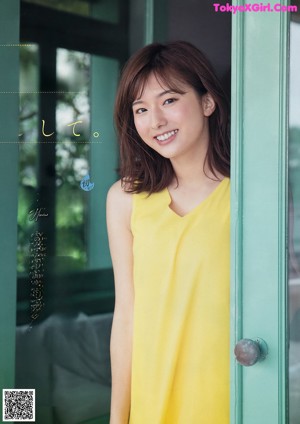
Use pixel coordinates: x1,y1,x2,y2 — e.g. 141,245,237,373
106,180,134,424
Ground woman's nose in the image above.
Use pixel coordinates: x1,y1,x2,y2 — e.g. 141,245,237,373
150,108,167,129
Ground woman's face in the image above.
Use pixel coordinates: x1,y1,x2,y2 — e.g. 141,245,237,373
132,73,215,163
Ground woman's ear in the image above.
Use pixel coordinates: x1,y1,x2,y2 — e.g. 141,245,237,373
202,93,216,117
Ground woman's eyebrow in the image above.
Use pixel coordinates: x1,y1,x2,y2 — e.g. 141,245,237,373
132,89,177,107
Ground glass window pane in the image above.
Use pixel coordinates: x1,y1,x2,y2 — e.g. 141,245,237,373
16,3,124,423
16,47,116,422
18,44,39,274
56,48,91,270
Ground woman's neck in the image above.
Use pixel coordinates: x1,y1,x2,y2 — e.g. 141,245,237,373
169,150,222,190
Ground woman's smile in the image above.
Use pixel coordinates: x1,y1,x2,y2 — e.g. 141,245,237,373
154,129,178,143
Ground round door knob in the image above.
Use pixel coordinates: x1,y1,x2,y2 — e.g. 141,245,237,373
234,338,268,367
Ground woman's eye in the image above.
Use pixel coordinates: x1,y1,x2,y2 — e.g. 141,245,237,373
164,98,177,105
135,108,147,114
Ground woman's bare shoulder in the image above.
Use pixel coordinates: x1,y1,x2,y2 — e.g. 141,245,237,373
107,179,133,204
107,179,133,226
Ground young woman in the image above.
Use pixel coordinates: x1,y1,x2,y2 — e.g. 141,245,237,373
107,40,230,424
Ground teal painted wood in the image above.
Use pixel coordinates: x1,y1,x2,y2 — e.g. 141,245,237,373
230,6,245,424
90,0,119,24
88,56,119,269
278,10,289,424
231,2,289,423
143,0,167,45
0,0,20,402
129,0,166,54
144,0,154,44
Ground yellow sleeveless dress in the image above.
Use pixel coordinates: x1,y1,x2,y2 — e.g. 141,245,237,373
129,178,230,424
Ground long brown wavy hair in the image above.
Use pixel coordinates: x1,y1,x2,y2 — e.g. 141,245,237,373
114,41,230,194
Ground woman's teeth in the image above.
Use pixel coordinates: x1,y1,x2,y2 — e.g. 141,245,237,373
156,129,178,141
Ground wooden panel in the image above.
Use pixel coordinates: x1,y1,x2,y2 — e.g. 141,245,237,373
0,0,20,401
230,3,289,423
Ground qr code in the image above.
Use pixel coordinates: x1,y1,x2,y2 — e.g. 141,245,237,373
2,389,35,422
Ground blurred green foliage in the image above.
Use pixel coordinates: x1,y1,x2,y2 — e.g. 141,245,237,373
18,45,91,273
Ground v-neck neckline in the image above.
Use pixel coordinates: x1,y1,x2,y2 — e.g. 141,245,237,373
164,177,229,219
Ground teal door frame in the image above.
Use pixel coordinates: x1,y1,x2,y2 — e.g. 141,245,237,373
129,0,167,52
0,0,20,409
230,2,289,423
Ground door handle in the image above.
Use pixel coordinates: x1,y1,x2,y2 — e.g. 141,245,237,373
234,338,268,366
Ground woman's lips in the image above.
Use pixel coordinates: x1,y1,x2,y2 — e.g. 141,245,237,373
154,129,178,144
